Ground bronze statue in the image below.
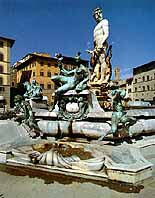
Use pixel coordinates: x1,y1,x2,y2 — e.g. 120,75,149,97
51,53,89,111
110,89,136,137
23,80,43,99
13,95,41,137
98,88,136,141
51,53,89,95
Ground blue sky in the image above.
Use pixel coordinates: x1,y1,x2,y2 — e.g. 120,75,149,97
0,0,155,79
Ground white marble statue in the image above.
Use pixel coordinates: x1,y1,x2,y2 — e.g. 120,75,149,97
88,7,111,84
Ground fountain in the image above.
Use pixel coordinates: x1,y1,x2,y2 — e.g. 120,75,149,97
0,7,155,185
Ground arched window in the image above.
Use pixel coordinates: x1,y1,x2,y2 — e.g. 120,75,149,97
0,65,3,73
142,76,145,81
0,77,3,85
0,53,4,61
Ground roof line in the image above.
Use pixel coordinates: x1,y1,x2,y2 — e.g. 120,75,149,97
0,36,15,47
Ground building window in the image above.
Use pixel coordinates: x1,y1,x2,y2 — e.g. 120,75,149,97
32,62,36,67
40,71,44,76
142,76,145,81
147,75,149,81
147,85,150,91
40,84,44,89
0,87,4,92
0,53,4,61
135,87,137,92
128,88,131,93
135,78,137,83
47,71,51,77
0,77,3,85
47,84,51,89
12,82,15,87
143,86,145,91
0,65,3,73
33,71,35,77
47,63,51,67
0,41,3,48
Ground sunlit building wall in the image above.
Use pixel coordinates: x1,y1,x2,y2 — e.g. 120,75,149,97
0,36,15,108
133,61,155,102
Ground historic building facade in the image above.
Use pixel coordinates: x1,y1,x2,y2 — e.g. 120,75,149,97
126,77,133,100
0,36,15,108
13,52,88,104
132,61,155,102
